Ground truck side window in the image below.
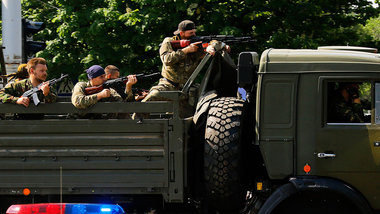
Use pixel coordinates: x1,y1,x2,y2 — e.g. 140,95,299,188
327,81,371,123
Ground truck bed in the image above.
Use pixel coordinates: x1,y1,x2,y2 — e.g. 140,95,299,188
0,93,187,203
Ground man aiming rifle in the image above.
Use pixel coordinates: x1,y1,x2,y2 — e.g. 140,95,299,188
102,65,160,101
84,69,160,101
132,20,231,119
104,65,128,99
139,20,228,103
71,65,137,110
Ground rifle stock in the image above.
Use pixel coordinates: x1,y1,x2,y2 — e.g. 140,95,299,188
84,86,103,95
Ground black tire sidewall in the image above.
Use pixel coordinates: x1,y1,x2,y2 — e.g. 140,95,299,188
203,97,245,212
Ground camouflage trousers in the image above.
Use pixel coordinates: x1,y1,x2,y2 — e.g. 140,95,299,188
140,78,199,118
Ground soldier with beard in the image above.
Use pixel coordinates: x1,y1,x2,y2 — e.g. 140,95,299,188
0,58,57,119
140,20,218,103
133,20,223,119
0,57,57,107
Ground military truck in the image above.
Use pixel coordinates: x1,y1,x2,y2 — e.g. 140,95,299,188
0,45,379,214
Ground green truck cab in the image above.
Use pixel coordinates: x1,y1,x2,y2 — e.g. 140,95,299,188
248,47,380,214
0,46,379,214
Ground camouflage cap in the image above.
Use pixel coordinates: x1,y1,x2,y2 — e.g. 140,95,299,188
173,20,196,35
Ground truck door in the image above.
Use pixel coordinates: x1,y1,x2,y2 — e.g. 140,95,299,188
316,78,380,210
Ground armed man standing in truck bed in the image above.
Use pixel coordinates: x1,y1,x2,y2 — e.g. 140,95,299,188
133,20,227,119
0,57,57,107
140,20,221,102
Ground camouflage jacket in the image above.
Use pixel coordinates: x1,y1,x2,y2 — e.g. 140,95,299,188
71,81,133,109
331,95,371,123
0,79,57,104
160,37,204,87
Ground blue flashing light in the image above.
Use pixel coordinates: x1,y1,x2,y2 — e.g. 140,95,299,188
100,208,111,212
69,204,124,214
6,203,125,214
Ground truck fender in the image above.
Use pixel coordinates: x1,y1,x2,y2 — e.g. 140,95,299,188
258,177,373,214
192,90,218,125
257,183,297,214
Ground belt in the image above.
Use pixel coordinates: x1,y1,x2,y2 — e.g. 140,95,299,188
163,78,180,88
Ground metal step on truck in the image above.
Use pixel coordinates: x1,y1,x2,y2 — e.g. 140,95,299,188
0,45,380,214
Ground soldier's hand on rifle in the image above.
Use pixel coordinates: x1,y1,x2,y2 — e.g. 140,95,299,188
206,45,216,56
182,41,201,54
206,40,230,56
97,89,111,100
225,45,231,53
17,97,30,107
39,82,50,96
125,75,137,93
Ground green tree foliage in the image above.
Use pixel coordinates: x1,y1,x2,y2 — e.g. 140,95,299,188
20,0,379,80
364,16,380,42
346,13,380,48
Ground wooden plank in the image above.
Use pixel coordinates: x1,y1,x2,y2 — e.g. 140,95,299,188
0,159,165,170
0,148,165,157
0,119,169,133
0,134,164,146
0,101,174,114
0,171,168,188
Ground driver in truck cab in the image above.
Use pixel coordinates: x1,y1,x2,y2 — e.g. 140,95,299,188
328,82,371,123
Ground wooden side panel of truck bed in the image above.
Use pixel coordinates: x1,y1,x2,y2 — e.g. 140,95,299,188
0,96,186,203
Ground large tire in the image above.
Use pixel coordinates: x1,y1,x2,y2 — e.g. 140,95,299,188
204,97,245,213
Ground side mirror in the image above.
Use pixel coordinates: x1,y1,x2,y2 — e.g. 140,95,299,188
237,52,259,88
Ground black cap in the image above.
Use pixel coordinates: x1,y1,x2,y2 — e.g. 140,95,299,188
173,20,196,35
87,65,105,80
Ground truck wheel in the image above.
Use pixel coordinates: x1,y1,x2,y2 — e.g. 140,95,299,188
204,97,245,212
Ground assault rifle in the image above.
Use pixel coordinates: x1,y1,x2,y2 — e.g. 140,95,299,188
22,74,69,106
85,72,161,95
170,35,254,50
